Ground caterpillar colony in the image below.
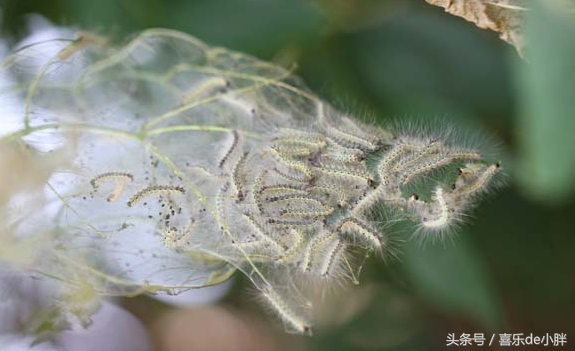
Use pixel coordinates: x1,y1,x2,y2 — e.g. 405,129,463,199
0,29,501,335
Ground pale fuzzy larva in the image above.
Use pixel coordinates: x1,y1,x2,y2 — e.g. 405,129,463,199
127,185,186,207
0,29,502,335
90,172,134,202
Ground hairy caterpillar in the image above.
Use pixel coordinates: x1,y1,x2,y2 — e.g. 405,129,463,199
90,172,134,188
127,185,186,207
0,29,502,335
90,172,134,202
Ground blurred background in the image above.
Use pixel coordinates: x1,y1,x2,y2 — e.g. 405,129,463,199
0,0,574,350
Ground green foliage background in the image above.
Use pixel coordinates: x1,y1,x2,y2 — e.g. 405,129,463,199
1,0,574,349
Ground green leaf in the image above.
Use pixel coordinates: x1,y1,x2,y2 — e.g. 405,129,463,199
402,236,501,329
516,0,575,204
161,0,326,57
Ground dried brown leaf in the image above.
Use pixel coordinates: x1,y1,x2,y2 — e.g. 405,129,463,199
425,0,526,55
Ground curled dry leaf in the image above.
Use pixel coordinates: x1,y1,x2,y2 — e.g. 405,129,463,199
424,0,526,55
